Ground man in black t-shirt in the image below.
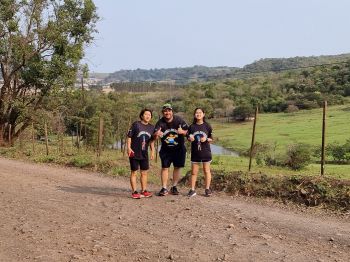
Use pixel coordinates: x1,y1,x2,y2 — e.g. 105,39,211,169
154,103,188,196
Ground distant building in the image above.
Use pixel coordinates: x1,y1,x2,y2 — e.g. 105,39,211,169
101,84,114,93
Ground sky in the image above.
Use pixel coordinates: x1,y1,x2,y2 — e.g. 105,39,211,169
84,0,350,73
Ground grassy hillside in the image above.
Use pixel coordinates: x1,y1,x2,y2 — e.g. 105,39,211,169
102,53,350,84
212,104,350,153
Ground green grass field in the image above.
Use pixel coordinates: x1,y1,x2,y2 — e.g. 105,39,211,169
210,105,350,180
212,104,350,153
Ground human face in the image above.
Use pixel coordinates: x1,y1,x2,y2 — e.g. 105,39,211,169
162,109,173,121
141,111,152,123
194,109,205,122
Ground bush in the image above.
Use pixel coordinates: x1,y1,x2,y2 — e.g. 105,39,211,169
285,143,312,170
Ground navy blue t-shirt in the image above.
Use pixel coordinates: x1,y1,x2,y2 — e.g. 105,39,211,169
155,115,188,152
187,122,213,161
127,121,155,160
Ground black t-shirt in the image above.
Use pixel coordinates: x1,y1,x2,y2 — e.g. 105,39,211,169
187,122,213,161
127,121,155,160
155,115,188,152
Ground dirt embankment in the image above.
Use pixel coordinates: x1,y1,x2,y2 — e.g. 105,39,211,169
0,157,349,262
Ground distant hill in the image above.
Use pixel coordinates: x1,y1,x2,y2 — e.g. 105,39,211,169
243,53,350,72
103,65,240,84
102,53,350,84
88,72,110,79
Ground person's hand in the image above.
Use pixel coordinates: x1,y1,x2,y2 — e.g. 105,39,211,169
150,151,155,160
155,129,163,138
200,136,207,143
188,134,195,142
127,148,134,157
207,138,213,143
178,125,187,135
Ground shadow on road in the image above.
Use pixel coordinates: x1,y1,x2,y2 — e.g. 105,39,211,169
57,185,129,197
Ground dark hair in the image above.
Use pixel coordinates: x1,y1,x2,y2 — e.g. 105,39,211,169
139,108,153,120
192,107,206,124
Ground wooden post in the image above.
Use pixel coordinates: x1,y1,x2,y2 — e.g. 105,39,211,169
44,121,49,156
76,124,80,150
32,123,35,153
123,117,131,157
321,101,327,176
8,124,12,146
248,106,258,171
97,117,104,157
155,115,161,163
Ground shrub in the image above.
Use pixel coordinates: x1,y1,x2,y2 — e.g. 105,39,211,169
285,143,312,170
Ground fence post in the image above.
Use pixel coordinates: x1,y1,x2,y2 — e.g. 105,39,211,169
97,117,104,158
321,101,327,176
248,106,258,171
44,121,49,156
123,117,131,157
8,124,12,146
32,123,35,153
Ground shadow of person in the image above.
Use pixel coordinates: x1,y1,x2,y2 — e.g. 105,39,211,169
57,185,129,197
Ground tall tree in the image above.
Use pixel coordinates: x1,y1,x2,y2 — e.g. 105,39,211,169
0,0,98,145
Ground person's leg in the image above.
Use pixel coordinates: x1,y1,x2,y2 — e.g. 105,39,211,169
203,162,212,196
190,163,200,190
159,150,171,190
140,170,147,191
129,158,139,192
187,162,199,197
130,170,137,192
172,167,181,187
172,148,186,189
140,169,152,197
161,167,169,188
203,162,212,189
139,159,150,192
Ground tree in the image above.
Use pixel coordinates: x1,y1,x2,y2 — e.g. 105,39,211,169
0,0,98,145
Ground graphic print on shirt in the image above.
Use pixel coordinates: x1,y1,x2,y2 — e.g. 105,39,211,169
162,129,178,146
192,131,207,151
137,131,151,151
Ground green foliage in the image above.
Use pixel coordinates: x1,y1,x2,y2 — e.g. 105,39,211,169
327,140,350,163
285,143,312,170
69,155,93,168
211,171,350,210
0,0,98,144
232,103,255,121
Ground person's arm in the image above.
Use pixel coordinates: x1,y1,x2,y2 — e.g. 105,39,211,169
178,119,188,136
153,121,163,139
187,126,194,141
126,123,135,157
207,125,214,143
127,137,134,157
149,140,155,160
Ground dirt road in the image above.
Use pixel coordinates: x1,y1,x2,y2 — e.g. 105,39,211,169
0,157,349,262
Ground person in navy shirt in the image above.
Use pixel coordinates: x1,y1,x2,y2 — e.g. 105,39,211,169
127,109,155,199
187,108,213,197
154,103,188,196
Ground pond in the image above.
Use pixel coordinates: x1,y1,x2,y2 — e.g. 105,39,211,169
210,144,239,157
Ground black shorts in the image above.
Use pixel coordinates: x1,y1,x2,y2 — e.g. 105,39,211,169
191,158,212,163
129,158,149,171
159,148,186,168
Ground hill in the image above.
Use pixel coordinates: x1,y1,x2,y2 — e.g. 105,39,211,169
103,65,240,84
102,53,350,84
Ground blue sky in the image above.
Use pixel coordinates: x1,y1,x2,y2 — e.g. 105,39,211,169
85,0,350,73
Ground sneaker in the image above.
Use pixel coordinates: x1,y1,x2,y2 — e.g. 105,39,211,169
158,188,169,196
131,191,141,199
205,188,212,197
187,189,196,197
141,190,153,198
170,186,179,195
